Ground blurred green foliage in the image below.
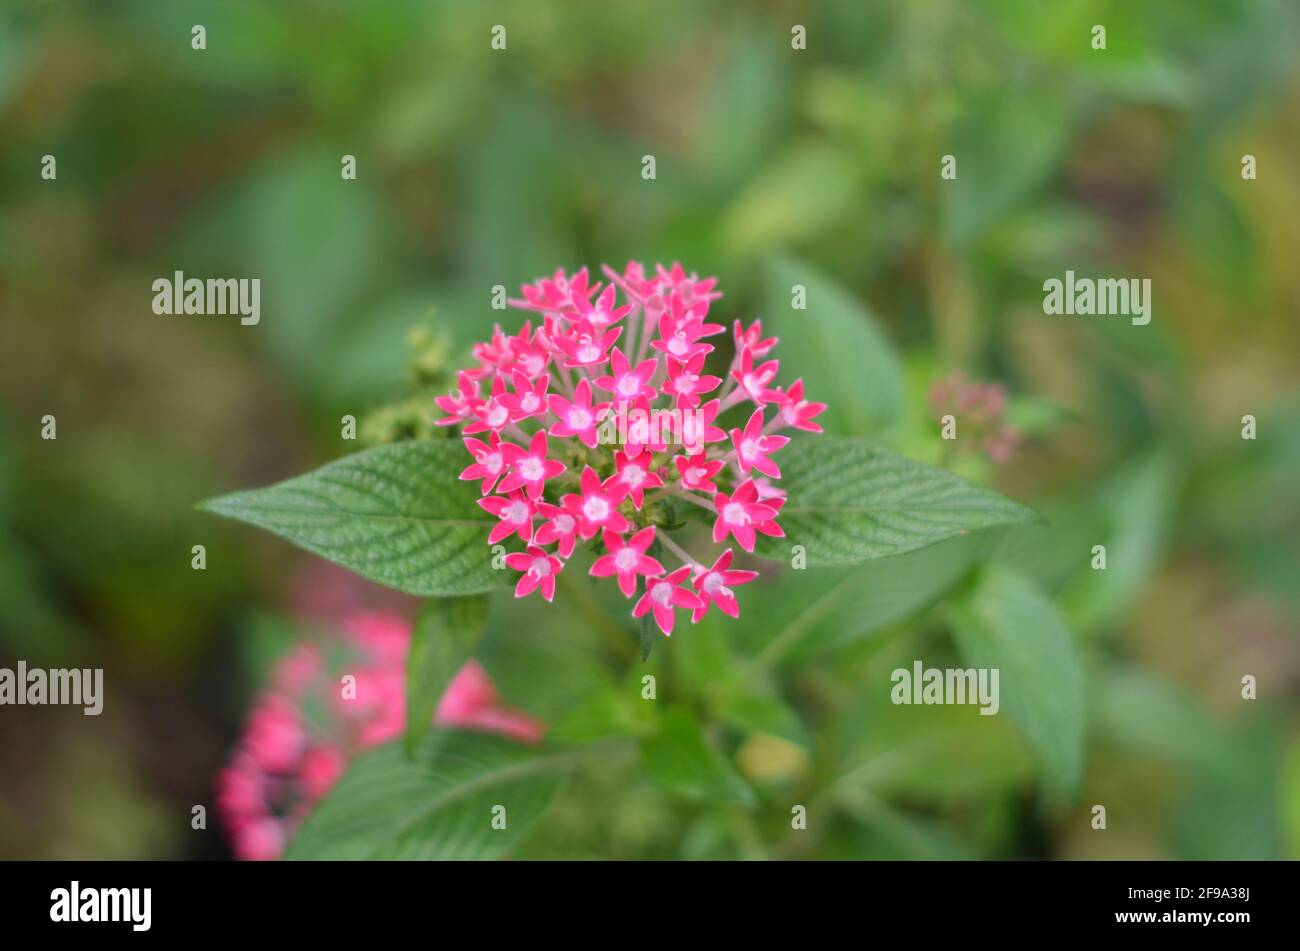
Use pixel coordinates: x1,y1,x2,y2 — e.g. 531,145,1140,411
1,0,1298,859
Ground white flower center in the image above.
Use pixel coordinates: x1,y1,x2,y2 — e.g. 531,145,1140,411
622,465,645,487
583,496,610,521
521,393,540,412
553,514,575,534
614,548,639,572
685,466,705,484
723,502,748,526
507,501,530,524
651,581,674,606
487,404,509,427
576,338,601,363
530,557,551,578
481,451,503,473
740,438,759,460
668,333,688,355
568,408,592,430
523,354,544,375
702,573,727,595
519,457,544,481
617,376,640,397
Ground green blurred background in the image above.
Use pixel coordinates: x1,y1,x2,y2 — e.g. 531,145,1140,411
1,0,1298,859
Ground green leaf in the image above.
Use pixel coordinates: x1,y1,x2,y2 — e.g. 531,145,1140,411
755,438,1040,567
199,441,501,596
404,596,489,755
763,256,904,436
742,532,986,666
949,567,1085,800
640,710,757,807
286,731,571,860
715,687,810,749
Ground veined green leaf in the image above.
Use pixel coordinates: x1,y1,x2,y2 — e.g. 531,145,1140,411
286,731,574,860
199,440,501,596
405,596,489,755
755,438,1040,567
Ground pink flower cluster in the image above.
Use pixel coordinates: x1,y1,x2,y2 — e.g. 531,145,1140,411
929,372,1021,464
437,262,826,636
216,611,544,860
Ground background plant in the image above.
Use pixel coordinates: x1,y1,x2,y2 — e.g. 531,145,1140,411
0,0,1297,860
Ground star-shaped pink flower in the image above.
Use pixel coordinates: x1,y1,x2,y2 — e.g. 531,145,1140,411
690,549,758,622
435,371,483,427
553,319,622,369
498,370,550,422
561,466,629,539
478,490,536,544
679,398,727,454
674,451,724,493
594,347,659,402
463,375,514,434
663,351,721,408
711,479,779,552
459,432,510,494
729,347,787,407
498,430,566,499
534,502,578,558
733,318,777,358
605,451,663,509
504,545,564,601
776,378,827,433
730,407,790,478
569,283,632,332
547,378,610,449
589,527,664,598
633,566,705,636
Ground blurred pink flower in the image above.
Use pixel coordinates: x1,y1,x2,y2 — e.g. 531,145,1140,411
929,371,1021,465
217,611,544,860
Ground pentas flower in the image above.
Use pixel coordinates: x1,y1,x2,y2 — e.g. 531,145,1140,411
608,450,663,509
664,351,722,408
441,261,827,638
564,466,629,538
590,527,663,597
734,319,777,358
498,430,565,499
554,320,622,369
479,490,536,544
505,545,564,601
548,378,608,449
691,549,759,622
730,407,790,478
675,451,724,493
730,346,787,406
712,479,779,553
570,283,633,331
499,370,550,421
776,378,827,433
218,612,543,860
595,347,658,402
633,566,704,636
460,433,509,494
435,371,483,427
